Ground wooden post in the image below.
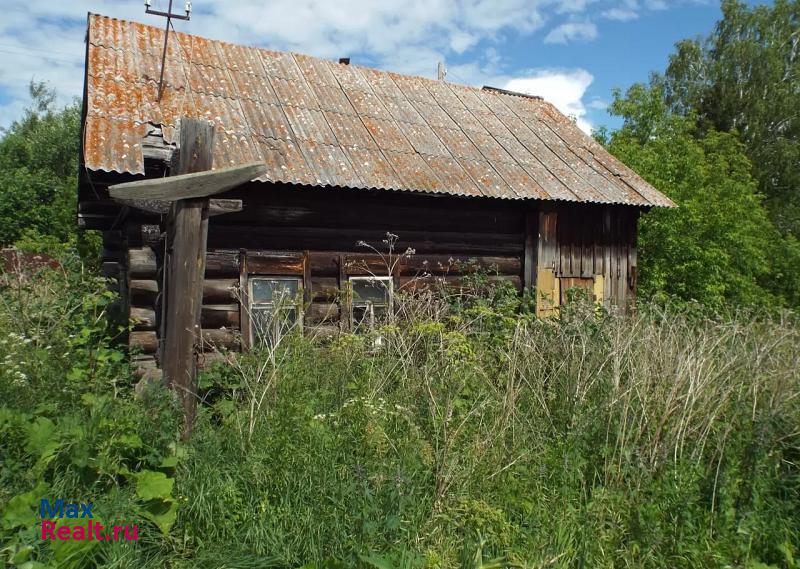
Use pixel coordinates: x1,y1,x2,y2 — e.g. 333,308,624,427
523,208,537,293
162,118,214,437
238,249,251,349
535,208,560,317
108,122,264,437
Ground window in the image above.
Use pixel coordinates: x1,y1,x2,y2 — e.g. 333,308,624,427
350,276,393,331
248,277,302,346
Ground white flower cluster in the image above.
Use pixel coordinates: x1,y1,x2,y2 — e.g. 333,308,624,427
312,396,410,423
1,331,34,386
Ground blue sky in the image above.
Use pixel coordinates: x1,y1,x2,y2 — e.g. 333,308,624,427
0,0,771,133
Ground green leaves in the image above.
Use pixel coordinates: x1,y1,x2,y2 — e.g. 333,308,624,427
606,83,786,310
657,0,800,305
134,470,178,534
0,81,80,247
1,482,48,529
135,470,174,501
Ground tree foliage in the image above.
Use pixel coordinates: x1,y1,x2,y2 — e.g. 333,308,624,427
601,83,800,309
662,0,800,236
0,81,81,247
599,1,800,309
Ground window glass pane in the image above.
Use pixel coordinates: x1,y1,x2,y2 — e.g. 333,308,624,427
351,278,391,305
251,306,274,339
372,305,388,323
352,305,370,329
251,278,299,303
251,306,299,346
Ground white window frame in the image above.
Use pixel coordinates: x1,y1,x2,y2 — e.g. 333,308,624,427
349,276,393,331
248,276,303,347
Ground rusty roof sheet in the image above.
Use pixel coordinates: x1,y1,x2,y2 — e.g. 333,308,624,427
82,13,674,207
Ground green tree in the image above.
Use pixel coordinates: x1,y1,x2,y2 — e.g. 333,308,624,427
603,83,799,309
0,81,81,247
663,0,800,237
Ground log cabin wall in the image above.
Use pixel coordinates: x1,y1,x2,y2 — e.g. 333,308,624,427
119,182,641,363
534,203,639,316
212,183,527,350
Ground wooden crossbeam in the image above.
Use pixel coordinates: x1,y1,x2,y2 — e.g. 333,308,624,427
108,161,266,201
114,198,243,216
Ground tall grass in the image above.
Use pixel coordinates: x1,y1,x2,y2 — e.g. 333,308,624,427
182,288,799,568
1,263,798,568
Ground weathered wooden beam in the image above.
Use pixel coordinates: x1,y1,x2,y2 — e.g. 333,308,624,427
162,118,215,438
129,247,158,277
130,330,158,353
112,198,243,217
114,198,171,214
131,307,157,330
207,199,243,217
535,209,560,317
108,161,265,201
523,209,537,291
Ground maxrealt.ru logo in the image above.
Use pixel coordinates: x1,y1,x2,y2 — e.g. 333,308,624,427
39,499,138,541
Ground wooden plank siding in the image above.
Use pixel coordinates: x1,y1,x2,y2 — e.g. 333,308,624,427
115,183,641,362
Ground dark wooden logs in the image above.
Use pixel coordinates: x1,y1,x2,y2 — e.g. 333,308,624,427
342,254,521,276
130,279,159,304
310,277,339,301
201,304,240,329
200,329,239,351
135,277,238,305
129,247,157,277
130,331,158,353
397,274,522,293
214,189,524,233
246,251,304,275
197,350,230,370
205,249,240,276
203,279,239,303
131,307,157,330
307,303,340,325
209,226,523,255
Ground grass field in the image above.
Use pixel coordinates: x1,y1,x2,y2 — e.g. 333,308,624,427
1,263,798,568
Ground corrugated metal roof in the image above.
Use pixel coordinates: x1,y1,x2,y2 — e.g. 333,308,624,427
82,13,675,207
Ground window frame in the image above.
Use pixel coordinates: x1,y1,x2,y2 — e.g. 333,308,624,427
349,275,393,331
247,275,303,347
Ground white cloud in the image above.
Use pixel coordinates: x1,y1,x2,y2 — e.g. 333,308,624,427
0,0,690,128
588,98,609,110
504,69,595,133
603,8,639,20
544,21,598,44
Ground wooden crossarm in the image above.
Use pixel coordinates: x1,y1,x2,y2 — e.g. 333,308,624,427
108,162,266,201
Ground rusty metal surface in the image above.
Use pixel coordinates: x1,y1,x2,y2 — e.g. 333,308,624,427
83,13,675,207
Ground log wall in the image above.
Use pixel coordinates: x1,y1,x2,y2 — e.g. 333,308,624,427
535,204,639,316
111,183,640,369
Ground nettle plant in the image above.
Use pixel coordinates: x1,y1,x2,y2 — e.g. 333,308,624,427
0,260,184,568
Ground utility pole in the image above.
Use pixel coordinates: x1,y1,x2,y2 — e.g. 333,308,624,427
109,117,265,438
144,0,192,101
437,61,447,81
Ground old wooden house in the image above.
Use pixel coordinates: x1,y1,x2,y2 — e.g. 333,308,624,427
78,14,674,373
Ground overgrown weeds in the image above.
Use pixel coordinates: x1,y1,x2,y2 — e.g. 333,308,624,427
1,262,798,568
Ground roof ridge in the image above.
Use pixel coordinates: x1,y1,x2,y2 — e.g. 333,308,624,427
86,12,497,100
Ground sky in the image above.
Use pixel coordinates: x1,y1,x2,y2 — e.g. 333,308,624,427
0,0,770,134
